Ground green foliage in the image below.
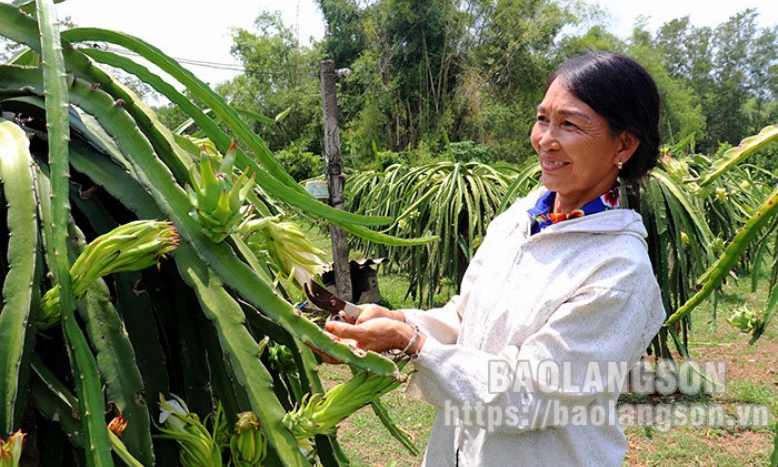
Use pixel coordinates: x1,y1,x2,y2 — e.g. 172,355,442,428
626,26,708,146
312,0,579,164
346,160,526,306
37,0,753,176
316,0,368,67
446,140,497,164
652,9,778,152
629,125,776,359
220,1,778,171
274,144,322,181
0,121,38,439
373,150,403,171
215,11,324,153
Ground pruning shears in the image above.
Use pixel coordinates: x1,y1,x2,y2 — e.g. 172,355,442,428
304,280,362,322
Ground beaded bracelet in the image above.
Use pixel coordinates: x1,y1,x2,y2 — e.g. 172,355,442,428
400,324,421,357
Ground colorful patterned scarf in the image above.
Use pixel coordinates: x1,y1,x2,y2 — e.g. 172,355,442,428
528,185,621,234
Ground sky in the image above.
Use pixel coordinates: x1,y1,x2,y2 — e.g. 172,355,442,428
45,0,778,87
54,0,326,86
597,0,778,38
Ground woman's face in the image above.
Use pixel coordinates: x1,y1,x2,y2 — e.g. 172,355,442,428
531,77,636,213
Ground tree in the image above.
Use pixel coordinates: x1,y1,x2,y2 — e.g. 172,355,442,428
455,0,577,162
627,21,707,146
316,0,368,67
706,10,758,147
364,0,465,152
217,11,324,152
743,24,778,133
319,0,468,161
319,0,579,164
654,9,778,152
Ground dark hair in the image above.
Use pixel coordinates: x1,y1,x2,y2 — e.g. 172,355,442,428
546,51,660,182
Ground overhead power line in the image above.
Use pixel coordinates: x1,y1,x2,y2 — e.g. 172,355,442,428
92,44,318,76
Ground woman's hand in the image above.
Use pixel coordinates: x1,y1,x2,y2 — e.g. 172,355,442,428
325,318,424,355
353,303,405,324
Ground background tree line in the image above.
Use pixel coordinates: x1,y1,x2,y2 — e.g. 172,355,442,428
156,0,778,176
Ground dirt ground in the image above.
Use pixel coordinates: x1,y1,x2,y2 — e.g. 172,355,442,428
622,323,778,466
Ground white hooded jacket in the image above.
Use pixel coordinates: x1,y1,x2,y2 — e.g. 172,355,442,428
402,189,666,467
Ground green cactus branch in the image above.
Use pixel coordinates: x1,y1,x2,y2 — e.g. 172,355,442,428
61,27,300,190
65,221,155,466
0,14,429,237
0,62,396,373
651,170,715,248
174,246,311,466
29,355,145,467
32,70,396,464
0,3,39,51
0,121,39,436
0,5,385,229
57,29,433,238
64,130,316,465
699,124,778,186
35,1,114,465
0,4,426,465
69,42,436,246
75,46,230,153
666,186,778,326
68,173,173,438
654,125,778,327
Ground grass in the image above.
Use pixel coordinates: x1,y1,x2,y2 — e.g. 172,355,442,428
295,217,777,466
614,271,777,466
325,369,437,466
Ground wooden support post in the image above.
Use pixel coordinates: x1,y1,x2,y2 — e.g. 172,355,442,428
320,59,353,301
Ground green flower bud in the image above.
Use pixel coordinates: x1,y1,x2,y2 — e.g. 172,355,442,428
187,142,255,243
229,412,267,467
283,361,408,450
239,215,328,290
0,431,24,467
155,395,222,467
727,306,761,334
709,237,725,254
660,153,690,182
37,220,179,330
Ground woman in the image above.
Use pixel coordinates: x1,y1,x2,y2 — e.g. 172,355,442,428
326,51,666,466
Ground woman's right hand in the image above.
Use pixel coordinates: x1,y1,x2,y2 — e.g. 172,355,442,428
354,303,405,324
326,317,422,355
